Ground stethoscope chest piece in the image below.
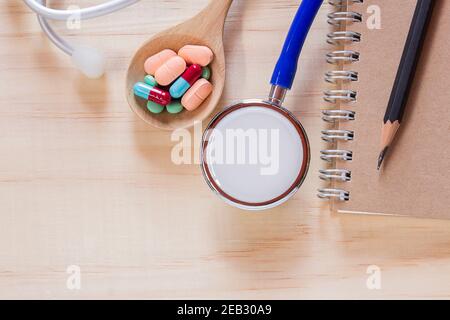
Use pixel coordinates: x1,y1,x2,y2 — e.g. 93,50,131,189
200,0,322,210
201,100,310,210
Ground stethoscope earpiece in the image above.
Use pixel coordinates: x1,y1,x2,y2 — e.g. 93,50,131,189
71,46,106,79
24,0,139,78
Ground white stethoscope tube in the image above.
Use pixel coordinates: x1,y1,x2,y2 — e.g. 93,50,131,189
23,0,140,78
24,0,140,21
36,0,73,55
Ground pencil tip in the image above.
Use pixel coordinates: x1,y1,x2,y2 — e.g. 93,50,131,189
377,147,389,170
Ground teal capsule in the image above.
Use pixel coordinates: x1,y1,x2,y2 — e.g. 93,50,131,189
134,82,151,100
166,101,184,114
202,66,211,80
144,75,157,87
147,101,165,114
170,78,190,99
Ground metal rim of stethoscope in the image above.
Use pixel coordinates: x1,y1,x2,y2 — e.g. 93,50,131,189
200,99,311,210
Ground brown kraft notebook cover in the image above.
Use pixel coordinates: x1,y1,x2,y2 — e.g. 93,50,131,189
332,0,450,219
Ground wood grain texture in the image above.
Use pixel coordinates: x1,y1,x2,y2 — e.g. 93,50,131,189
1,0,450,299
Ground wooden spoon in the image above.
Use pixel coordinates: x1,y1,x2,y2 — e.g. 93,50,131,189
126,0,234,131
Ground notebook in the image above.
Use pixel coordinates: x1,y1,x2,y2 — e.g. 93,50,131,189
318,0,450,219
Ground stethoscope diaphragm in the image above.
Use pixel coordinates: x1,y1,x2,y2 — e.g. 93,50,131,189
201,101,310,210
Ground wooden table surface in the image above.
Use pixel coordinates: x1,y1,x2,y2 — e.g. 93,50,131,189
1,0,450,300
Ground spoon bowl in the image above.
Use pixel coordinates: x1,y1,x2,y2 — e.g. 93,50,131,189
126,0,233,131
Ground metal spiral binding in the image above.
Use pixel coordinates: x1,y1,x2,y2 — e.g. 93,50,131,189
321,130,354,142
319,169,352,182
326,31,361,45
325,71,358,83
320,150,353,162
323,89,357,103
318,0,363,202
327,11,362,26
322,109,355,122
326,51,360,64
328,0,364,8
317,189,350,201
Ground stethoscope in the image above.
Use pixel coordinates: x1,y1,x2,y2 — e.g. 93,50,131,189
22,0,140,78
201,0,323,211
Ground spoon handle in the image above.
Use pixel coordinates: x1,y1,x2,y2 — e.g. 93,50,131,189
270,0,323,90
191,0,234,38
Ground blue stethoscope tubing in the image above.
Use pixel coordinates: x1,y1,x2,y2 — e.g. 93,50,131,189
201,0,324,210
271,0,324,90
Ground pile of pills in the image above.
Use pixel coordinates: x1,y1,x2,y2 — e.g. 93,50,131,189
133,45,214,114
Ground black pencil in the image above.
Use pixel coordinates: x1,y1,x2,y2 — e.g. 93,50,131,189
377,0,436,170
